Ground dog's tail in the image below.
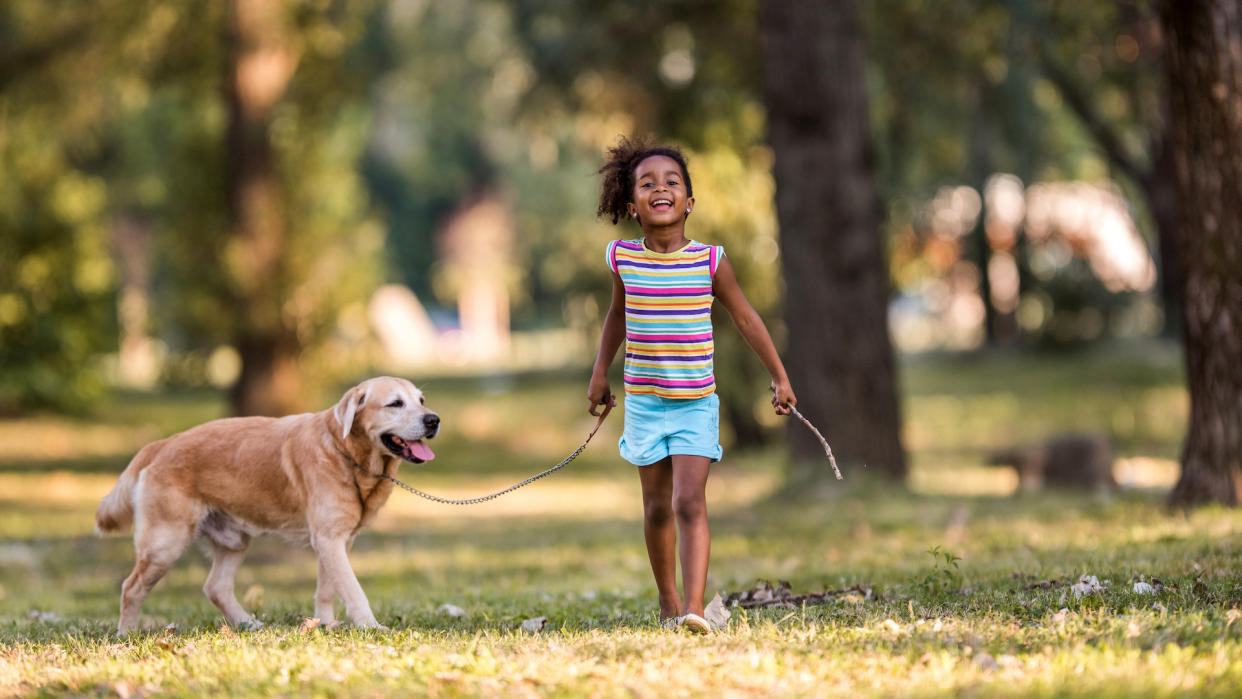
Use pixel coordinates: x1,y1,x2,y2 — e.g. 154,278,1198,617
95,440,164,534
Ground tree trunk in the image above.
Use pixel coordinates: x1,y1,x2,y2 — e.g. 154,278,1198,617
757,0,907,479
225,0,303,416
1143,135,1182,335
112,216,157,388
1161,0,1242,506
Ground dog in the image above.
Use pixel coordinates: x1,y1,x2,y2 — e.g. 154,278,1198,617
987,432,1116,494
95,376,439,634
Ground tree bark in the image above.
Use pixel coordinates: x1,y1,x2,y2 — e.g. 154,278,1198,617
1143,137,1182,334
757,0,907,479
225,0,303,416
1161,0,1242,506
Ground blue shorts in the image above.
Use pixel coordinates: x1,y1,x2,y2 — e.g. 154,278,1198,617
619,393,723,466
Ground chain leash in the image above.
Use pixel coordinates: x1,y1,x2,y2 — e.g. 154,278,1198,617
349,395,840,505
350,400,613,506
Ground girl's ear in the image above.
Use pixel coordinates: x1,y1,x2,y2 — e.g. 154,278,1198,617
627,203,637,219
334,385,369,439
686,196,695,214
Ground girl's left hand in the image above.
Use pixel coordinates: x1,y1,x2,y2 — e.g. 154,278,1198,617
770,379,796,416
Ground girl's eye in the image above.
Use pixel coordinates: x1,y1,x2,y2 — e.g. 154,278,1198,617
387,399,404,408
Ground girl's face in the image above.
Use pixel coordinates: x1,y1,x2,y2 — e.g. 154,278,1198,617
627,155,693,228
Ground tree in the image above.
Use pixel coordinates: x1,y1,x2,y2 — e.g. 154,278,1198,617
224,0,303,415
221,0,384,415
0,0,168,413
1160,0,1242,506
1029,1,1179,332
757,0,907,478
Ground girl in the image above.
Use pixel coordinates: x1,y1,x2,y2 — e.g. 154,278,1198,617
587,137,797,634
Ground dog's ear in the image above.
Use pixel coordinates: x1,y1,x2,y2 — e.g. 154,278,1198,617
334,385,369,440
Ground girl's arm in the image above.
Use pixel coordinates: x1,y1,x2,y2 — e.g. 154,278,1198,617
713,256,797,415
587,271,626,415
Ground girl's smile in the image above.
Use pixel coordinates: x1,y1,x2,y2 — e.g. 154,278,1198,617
629,155,694,226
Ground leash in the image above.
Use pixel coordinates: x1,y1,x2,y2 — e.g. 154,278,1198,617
349,400,614,505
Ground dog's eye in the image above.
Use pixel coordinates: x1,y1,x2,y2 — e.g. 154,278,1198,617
419,396,425,405
387,399,404,408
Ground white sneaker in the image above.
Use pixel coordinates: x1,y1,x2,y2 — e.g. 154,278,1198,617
679,613,711,635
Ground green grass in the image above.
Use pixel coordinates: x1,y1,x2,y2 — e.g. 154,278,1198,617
4,342,1242,696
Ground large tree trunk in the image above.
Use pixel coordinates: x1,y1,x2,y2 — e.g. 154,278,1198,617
225,0,302,416
757,0,907,479
1161,0,1242,506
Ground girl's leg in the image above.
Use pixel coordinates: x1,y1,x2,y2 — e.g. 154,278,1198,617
637,456,681,619
670,454,711,617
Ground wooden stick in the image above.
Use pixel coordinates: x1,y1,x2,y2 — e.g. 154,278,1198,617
788,405,843,480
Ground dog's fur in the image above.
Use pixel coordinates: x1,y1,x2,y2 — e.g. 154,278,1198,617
988,432,1116,494
95,376,439,633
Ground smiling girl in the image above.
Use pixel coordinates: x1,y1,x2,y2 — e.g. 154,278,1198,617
586,137,797,634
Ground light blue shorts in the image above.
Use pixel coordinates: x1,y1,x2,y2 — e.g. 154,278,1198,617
619,393,723,466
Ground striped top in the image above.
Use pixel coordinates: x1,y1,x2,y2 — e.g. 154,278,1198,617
607,238,724,399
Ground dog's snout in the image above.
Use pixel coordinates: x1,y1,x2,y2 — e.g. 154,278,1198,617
423,413,440,433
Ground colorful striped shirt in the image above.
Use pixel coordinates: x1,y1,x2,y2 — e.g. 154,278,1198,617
607,238,724,399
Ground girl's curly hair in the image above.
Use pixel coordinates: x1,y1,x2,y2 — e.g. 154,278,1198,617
596,136,693,225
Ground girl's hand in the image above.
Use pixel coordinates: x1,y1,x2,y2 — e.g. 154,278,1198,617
770,379,796,416
587,375,616,416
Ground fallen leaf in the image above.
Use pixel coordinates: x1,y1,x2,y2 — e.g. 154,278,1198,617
299,617,321,632
703,593,731,630
26,610,61,623
879,618,904,636
1069,575,1107,598
1132,582,1155,595
218,624,238,638
438,603,467,618
973,652,997,671
155,637,175,651
111,679,137,699
520,617,547,633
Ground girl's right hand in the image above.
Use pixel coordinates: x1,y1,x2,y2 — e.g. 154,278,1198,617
587,375,615,416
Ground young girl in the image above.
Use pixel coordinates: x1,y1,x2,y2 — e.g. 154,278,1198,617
586,137,797,634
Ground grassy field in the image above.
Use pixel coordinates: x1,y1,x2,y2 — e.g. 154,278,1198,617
3,342,1242,696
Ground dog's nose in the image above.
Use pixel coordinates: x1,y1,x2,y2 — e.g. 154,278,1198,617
423,413,440,432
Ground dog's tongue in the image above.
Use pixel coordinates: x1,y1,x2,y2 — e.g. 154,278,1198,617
407,440,435,462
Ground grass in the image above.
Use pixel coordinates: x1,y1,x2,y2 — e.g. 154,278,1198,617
3,341,1242,696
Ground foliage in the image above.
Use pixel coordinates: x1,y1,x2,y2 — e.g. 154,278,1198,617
0,0,162,413
912,545,964,596
0,0,1187,414
867,0,1168,349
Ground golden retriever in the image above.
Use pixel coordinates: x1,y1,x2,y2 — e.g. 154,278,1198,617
95,376,439,634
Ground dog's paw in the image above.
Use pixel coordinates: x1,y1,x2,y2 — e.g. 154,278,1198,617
237,618,264,632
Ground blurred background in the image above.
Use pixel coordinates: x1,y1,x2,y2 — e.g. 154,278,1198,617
0,0,1205,499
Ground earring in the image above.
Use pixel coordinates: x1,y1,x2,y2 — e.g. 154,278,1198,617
631,212,637,218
